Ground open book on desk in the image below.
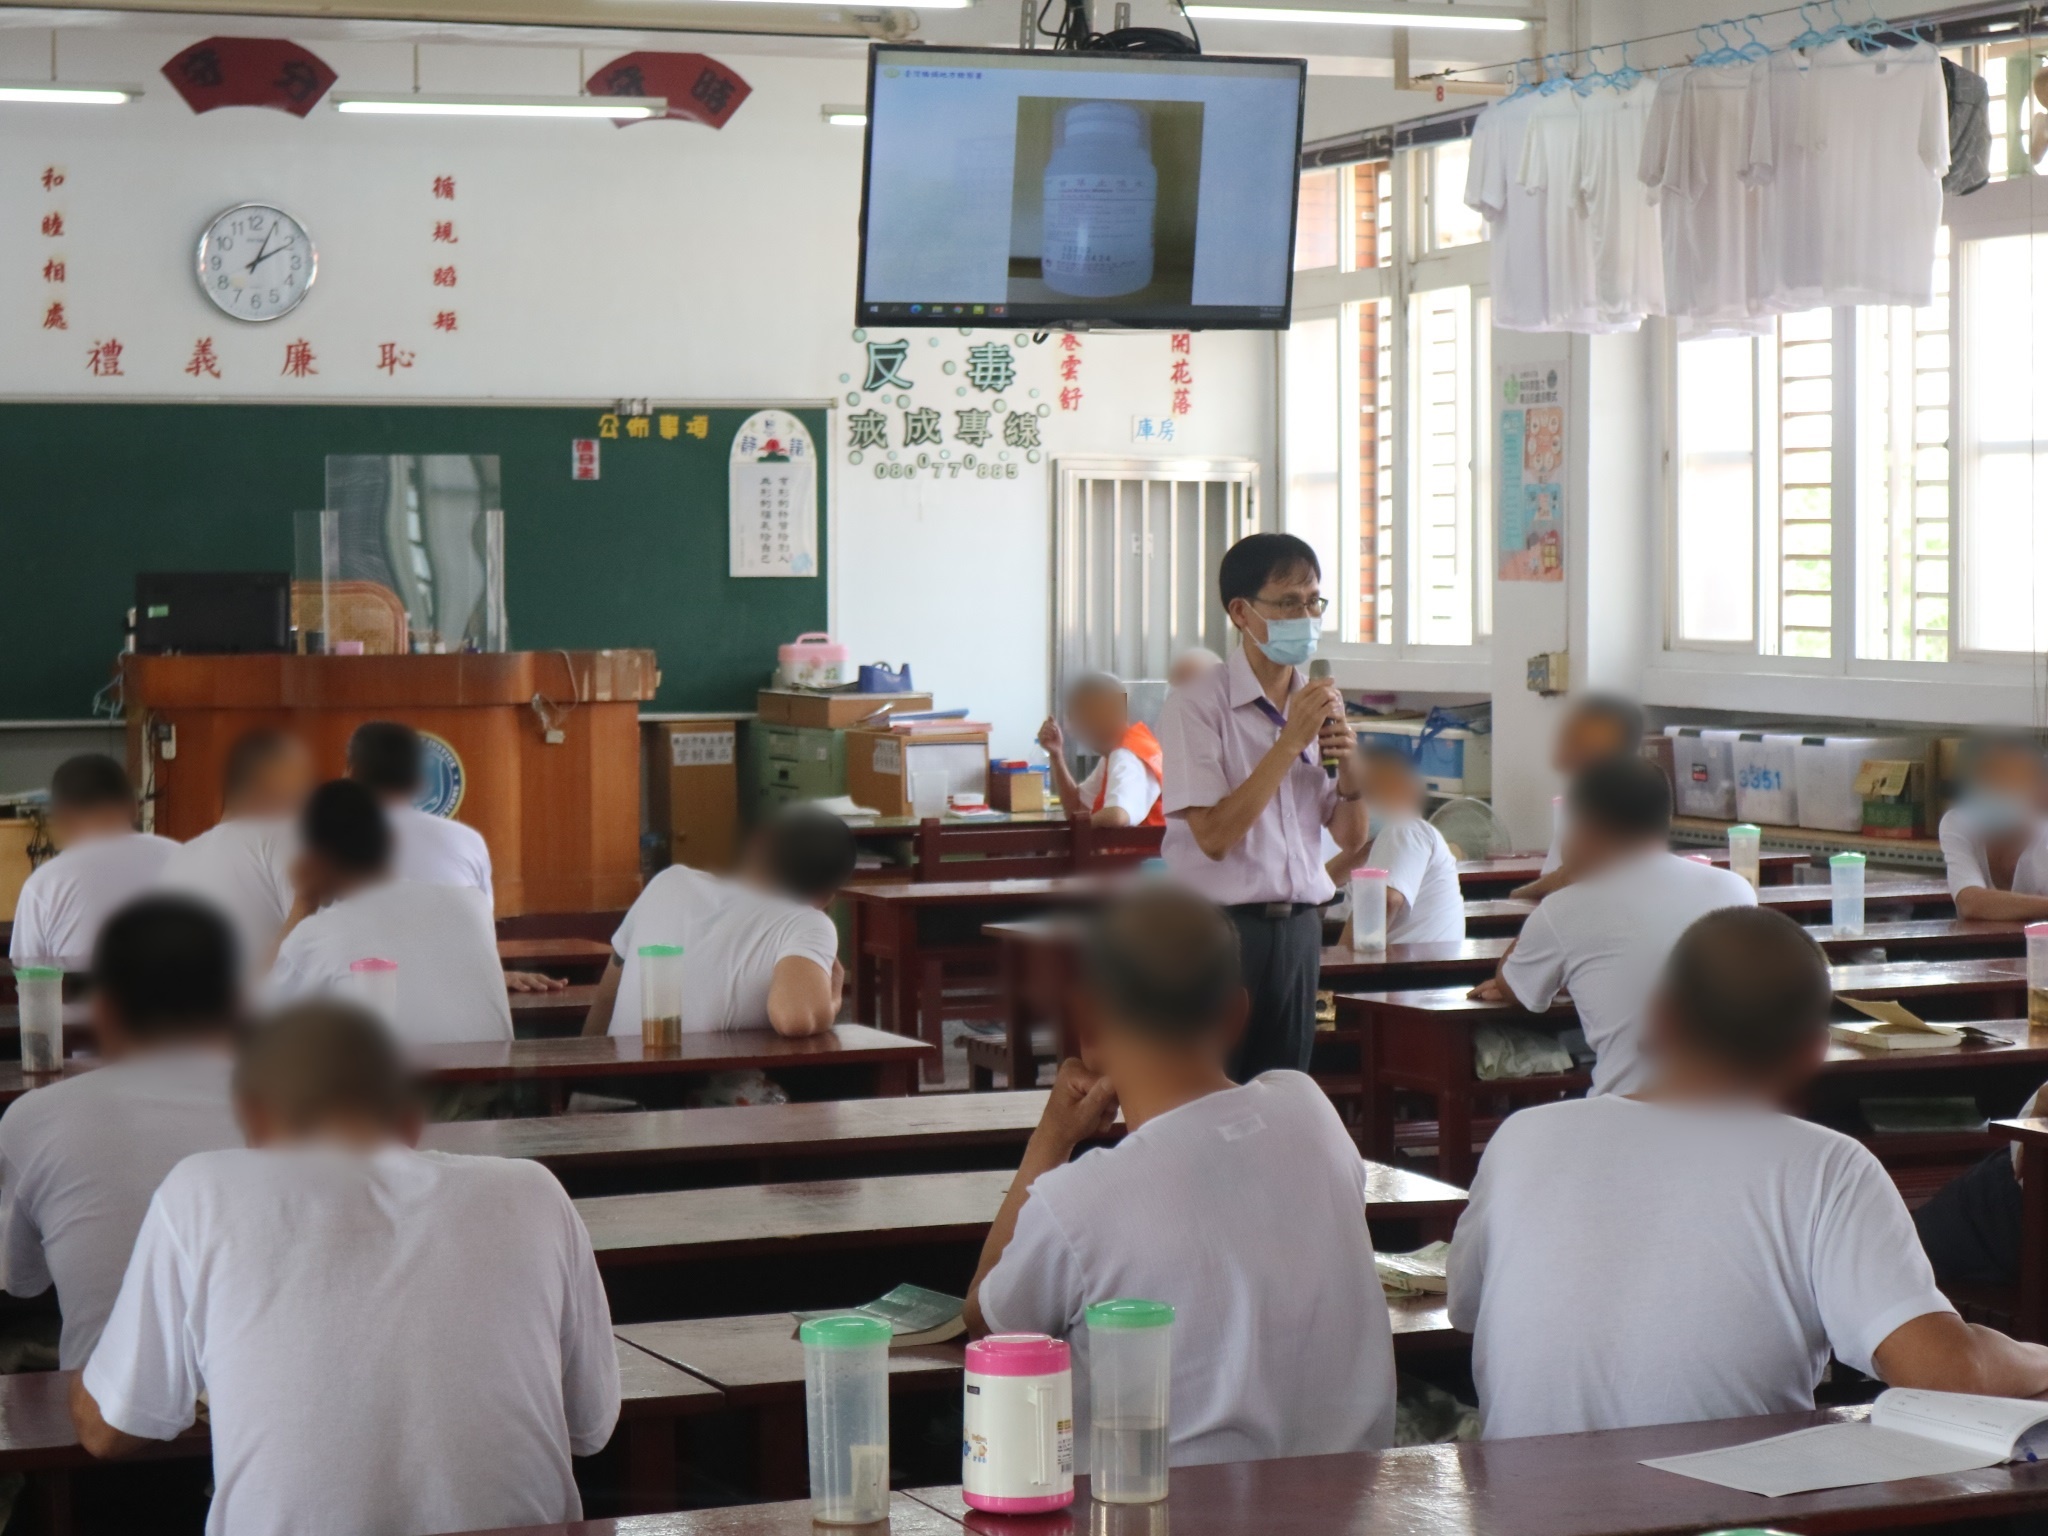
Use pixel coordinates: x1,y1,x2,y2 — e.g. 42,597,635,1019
1644,1389,2048,1497
792,1284,965,1347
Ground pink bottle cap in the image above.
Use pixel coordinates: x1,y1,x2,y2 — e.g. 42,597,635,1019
1351,868,1390,881
1683,853,1713,864
2027,923,2048,939
349,957,399,973
964,1334,1070,1377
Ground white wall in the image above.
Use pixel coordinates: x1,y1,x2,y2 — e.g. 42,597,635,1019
0,25,1274,758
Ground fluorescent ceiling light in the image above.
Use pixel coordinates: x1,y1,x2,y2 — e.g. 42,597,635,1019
823,105,867,126
334,92,667,119
1183,5,1526,27
0,84,138,104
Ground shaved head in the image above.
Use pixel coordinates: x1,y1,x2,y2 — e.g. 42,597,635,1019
236,1000,414,1139
1657,907,1832,1076
1083,886,1243,1043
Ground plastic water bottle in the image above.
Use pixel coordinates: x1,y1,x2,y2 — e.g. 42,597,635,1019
1349,868,1389,953
16,966,62,1077
1727,824,1762,890
348,957,398,1025
800,1315,891,1525
637,944,684,1052
1830,852,1866,936
1086,1299,1173,1504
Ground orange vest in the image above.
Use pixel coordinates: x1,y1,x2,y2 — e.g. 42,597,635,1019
1095,721,1167,827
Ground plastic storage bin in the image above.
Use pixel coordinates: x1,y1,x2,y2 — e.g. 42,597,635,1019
1352,719,1492,797
777,632,850,689
1666,727,1742,820
1732,733,1802,825
1794,735,1921,832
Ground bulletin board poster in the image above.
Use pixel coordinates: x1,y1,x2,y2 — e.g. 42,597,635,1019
729,410,818,578
1496,363,1566,583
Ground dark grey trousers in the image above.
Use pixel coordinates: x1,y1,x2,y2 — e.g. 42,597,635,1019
1224,904,1323,1082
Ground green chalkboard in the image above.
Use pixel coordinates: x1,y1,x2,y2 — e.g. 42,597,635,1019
0,403,828,720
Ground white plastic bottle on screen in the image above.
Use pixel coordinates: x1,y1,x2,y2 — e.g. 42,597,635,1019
1041,101,1157,299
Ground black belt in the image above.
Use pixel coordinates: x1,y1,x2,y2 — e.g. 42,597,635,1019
1226,901,1320,921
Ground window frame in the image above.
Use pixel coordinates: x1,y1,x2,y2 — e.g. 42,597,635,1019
1648,175,2048,718
1283,146,1493,688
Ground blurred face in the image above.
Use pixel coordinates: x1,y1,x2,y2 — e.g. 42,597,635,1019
1066,686,1130,758
1168,652,1219,689
237,740,315,819
1972,747,2047,815
51,801,134,847
1359,755,1424,819
1552,711,1630,776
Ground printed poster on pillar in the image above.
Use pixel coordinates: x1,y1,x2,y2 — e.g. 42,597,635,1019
729,411,817,579
1496,362,1565,584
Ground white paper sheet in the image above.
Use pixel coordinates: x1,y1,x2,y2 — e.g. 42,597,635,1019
1643,1424,2000,1498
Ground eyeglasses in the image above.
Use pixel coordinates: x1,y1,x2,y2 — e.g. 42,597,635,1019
1252,594,1330,619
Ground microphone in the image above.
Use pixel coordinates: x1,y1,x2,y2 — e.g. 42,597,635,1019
1309,658,1342,778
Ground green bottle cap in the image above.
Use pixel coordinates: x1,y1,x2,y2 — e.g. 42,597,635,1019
1831,852,1866,866
637,944,684,958
1730,824,1761,836
1085,1298,1176,1330
799,1315,893,1349
11,966,62,980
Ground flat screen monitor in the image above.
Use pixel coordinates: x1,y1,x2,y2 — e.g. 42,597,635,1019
857,46,1305,330
133,571,290,655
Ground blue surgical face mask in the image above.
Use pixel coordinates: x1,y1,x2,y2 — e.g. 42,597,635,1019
1255,616,1320,668
1967,789,2035,838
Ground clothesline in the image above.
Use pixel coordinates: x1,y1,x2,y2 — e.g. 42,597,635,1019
1409,0,2028,85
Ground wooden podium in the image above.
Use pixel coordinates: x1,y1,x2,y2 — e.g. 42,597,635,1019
120,651,659,917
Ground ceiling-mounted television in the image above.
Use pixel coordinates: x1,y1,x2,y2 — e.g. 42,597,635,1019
856,45,1305,330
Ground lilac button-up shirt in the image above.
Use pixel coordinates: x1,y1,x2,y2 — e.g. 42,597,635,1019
1156,646,1341,907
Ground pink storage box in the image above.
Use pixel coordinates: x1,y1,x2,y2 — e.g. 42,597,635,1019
777,631,850,689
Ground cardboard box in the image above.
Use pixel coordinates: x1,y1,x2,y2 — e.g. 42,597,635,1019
846,727,990,817
1857,759,1925,841
756,690,933,730
645,719,741,873
989,762,1049,813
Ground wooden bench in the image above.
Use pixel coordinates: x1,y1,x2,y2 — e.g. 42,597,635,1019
1342,959,2037,1184
578,1163,1465,1323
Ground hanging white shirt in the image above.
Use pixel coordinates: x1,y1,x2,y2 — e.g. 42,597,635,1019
1076,748,1161,825
389,805,494,904
1574,78,1667,322
1937,806,2048,899
1639,62,1773,331
156,818,297,982
608,865,839,1037
268,880,511,1046
1466,93,1552,332
1366,816,1466,945
1449,1095,1953,1440
977,1071,1397,1470
1500,849,1757,1096
83,1144,620,1536
1517,90,1643,333
8,833,179,969
0,1048,239,1369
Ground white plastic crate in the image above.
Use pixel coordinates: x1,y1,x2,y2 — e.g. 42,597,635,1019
1732,733,1803,826
1794,736,1923,832
1666,727,1742,820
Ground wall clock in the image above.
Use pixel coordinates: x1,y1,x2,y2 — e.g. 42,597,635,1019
195,203,316,321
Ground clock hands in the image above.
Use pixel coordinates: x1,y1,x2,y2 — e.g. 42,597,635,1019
243,224,286,275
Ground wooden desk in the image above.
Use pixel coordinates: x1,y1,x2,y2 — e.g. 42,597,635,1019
510,983,601,1035
0,1344,720,1533
579,1162,1464,1321
1343,958,2034,1183
842,875,1128,1080
121,651,656,917
1464,877,1955,938
902,1404,2048,1536
423,1092,1069,1194
1455,848,1807,895
435,1495,964,1536
500,937,616,982
1996,1116,2048,1342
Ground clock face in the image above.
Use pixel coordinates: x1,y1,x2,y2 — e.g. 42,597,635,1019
195,204,316,322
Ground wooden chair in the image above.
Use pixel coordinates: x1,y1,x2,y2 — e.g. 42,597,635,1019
290,579,408,654
1069,818,1164,871
912,818,1075,882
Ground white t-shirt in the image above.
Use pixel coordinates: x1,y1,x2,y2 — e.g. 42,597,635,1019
978,1072,1397,1470
268,880,511,1045
1574,78,1666,323
1516,90,1643,334
84,1145,619,1536
1938,806,2048,899
1466,92,1551,332
8,833,179,969
1501,849,1756,1096
1639,62,1771,331
1367,817,1466,945
389,805,494,904
0,1048,239,1369
156,818,297,982
608,865,838,1037
1076,747,1161,825
1449,1095,1953,1440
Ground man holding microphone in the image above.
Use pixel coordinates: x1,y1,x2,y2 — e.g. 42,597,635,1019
1157,533,1364,1079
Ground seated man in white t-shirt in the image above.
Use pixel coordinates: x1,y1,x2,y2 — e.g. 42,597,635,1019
269,780,513,1047
1349,745,1465,945
1037,672,1164,828
1473,756,1754,1097
1513,692,1644,902
1450,905,2048,1440
966,886,1397,1469
1938,736,2048,921
156,729,312,983
582,805,854,1039
9,755,178,970
0,894,244,1369
73,999,620,1536
347,719,495,901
